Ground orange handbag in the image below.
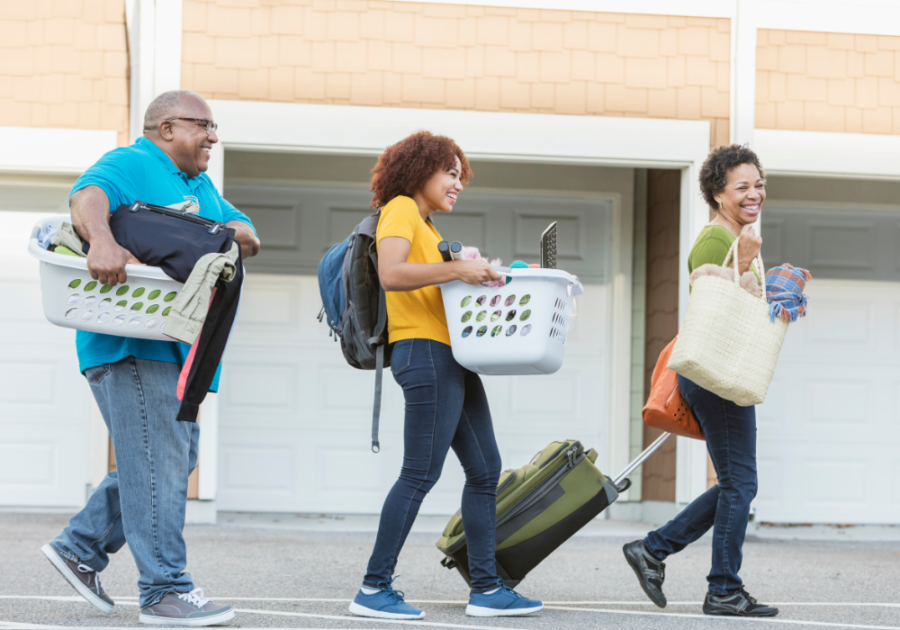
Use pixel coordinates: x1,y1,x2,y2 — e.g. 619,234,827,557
642,336,704,441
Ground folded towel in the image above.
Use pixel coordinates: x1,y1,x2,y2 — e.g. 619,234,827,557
765,264,811,323
50,223,87,257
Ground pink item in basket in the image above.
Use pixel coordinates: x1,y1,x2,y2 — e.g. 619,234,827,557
177,287,217,401
460,246,505,287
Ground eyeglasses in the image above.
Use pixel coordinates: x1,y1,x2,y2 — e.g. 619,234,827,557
166,117,218,135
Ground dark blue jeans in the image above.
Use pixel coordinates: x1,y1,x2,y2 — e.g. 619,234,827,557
363,339,502,593
644,375,758,596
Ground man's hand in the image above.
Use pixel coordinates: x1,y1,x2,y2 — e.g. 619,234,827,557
736,224,762,275
225,220,260,259
70,186,137,286
86,233,143,287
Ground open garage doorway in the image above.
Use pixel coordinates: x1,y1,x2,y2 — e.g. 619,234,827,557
215,151,635,515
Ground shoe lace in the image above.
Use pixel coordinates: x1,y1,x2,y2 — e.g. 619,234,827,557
178,588,210,608
376,578,406,604
494,579,523,599
737,587,758,605
76,564,102,591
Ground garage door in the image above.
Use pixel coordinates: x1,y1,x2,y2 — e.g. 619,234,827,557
0,208,93,508
216,185,614,514
756,205,900,524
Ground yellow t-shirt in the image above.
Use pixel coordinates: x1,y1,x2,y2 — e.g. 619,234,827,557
376,196,451,346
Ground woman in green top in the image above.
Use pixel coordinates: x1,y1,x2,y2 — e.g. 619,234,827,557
623,145,779,618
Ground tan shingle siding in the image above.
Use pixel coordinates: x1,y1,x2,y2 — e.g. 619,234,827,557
0,0,129,146
757,28,900,135
184,0,731,148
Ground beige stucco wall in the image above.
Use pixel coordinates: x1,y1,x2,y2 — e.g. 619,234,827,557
183,0,731,148
0,0,130,146
756,29,900,135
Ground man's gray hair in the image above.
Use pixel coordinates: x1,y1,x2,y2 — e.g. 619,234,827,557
143,90,204,131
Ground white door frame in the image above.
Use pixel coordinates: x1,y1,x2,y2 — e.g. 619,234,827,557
0,128,117,176
0,126,118,507
207,100,712,504
124,0,184,144
754,130,900,181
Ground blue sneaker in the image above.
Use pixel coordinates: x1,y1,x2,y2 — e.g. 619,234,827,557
348,579,425,620
466,580,543,617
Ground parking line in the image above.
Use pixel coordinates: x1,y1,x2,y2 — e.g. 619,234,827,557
0,621,61,629
543,605,900,630
4,595,900,609
3,595,900,630
232,607,536,630
91,596,900,609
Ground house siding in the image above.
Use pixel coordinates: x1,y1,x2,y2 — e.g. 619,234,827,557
0,0,130,146
182,0,731,148
756,29,900,135
641,168,680,502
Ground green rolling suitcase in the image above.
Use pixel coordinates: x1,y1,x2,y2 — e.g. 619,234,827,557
436,433,671,588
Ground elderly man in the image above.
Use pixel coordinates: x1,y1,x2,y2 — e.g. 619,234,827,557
41,91,259,627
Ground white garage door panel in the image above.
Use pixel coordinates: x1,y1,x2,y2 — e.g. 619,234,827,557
218,280,610,514
756,280,900,524
0,211,92,508
218,189,613,514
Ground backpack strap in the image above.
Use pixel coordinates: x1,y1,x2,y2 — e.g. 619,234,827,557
371,344,384,453
367,209,389,454
370,286,388,453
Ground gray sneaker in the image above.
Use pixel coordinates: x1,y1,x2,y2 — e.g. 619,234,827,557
41,544,113,614
139,588,234,627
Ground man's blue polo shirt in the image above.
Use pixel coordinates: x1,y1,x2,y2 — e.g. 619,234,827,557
70,137,255,390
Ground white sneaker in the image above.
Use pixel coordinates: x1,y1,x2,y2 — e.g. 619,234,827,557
41,544,114,615
139,588,234,627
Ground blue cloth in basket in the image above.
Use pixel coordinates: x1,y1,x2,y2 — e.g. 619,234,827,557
70,137,255,388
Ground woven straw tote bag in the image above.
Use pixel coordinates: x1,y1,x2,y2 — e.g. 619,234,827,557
668,238,788,407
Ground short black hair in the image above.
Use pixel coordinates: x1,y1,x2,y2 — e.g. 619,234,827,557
699,144,765,210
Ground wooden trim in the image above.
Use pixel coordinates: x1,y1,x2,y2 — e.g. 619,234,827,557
107,438,116,473
640,169,681,502
108,438,200,500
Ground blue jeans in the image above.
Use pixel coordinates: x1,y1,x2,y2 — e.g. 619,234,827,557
364,339,502,593
52,357,198,608
644,375,758,596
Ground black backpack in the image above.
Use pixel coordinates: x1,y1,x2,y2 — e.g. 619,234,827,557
317,211,392,452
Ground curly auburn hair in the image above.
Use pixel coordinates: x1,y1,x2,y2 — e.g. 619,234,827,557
370,131,473,208
699,144,765,210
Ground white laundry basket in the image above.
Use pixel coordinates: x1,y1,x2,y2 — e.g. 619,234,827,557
440,267,584,375
28,216,184,341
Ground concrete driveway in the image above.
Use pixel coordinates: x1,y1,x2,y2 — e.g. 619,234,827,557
2,512,899,630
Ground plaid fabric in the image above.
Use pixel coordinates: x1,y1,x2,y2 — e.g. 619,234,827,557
765,264,811,323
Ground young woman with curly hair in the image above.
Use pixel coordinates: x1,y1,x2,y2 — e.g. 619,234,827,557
623,144,779,618
349,131,542,621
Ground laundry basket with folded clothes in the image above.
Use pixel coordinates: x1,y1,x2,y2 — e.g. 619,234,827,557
28,201,244,422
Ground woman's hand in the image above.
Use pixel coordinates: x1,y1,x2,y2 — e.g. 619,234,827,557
378,237,502,290
736,224,762,275
453,259,503,285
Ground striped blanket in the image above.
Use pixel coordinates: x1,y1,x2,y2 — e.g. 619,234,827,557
765,264,811,323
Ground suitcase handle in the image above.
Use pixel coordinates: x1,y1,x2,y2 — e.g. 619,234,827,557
612,432,672,488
